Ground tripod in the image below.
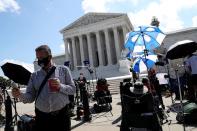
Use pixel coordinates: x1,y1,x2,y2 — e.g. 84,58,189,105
2,88,20,131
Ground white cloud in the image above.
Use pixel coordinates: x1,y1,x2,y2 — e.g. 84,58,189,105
81,0,197,32
128,0,197,32
0,0,20,13
60,43,65,52
82,0,108,13
82,0,140,13
192,16,197,27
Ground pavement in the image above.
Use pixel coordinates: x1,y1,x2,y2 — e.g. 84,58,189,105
1,94,197,131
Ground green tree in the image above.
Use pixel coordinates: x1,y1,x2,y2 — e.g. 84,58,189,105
0,76,11,89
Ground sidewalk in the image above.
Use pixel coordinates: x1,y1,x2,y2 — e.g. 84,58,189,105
71,95,121,131
1,94,197,131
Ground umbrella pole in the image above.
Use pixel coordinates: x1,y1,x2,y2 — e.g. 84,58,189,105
175,70,186,131
142,32,152,92
143,49,153,93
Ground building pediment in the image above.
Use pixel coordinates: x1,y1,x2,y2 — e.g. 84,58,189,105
60,12,126,33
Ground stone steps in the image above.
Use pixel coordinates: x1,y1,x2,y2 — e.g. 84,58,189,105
87,75,133,95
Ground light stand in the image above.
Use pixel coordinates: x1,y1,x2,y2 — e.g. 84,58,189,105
88,67,95,93
175,69,186,131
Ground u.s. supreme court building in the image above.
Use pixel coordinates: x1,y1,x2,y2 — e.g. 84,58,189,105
34,12,197,80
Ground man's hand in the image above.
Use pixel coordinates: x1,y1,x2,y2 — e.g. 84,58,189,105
12,87,21,98
49,78,61,91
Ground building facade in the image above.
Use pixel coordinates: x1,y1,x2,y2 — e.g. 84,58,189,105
158,27,197,76
60,12,133,79
34,12,197,79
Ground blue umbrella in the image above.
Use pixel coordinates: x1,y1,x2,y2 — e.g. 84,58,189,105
124,26,166,53
132,52,158,73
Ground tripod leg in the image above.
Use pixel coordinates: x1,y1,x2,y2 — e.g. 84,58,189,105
5,96,14,131
175,70,186,131
13,98,17,125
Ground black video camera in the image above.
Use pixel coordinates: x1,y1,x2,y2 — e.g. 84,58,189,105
164,75,170,78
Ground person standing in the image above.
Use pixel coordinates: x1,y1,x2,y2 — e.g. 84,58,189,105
77,73,87,102
186,53,197,101
12,45,76,131
148,68,165,109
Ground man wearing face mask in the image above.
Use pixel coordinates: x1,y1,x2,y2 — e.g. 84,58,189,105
12,45,76,131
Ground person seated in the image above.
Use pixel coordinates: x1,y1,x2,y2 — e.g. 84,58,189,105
96,79,109,91
95,79,110,95
94,78,112,104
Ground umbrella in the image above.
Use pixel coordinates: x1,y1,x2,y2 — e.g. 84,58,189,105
1,60,34,85
166,40,197,131
132,52,158,73
124,26,166,54
166,40,197,60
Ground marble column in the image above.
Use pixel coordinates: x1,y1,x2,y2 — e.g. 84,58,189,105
113,27,121,62
96,31,104,66
86,33,93,66
79,35,85,65
122,25,128,42
71,37,77,69
64,38,70,61
104,29,112,65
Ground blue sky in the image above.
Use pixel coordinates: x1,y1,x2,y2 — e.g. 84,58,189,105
0,0,197,76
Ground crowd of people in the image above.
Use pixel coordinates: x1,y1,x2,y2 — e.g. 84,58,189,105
9,44,197,131
11,45,112,131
